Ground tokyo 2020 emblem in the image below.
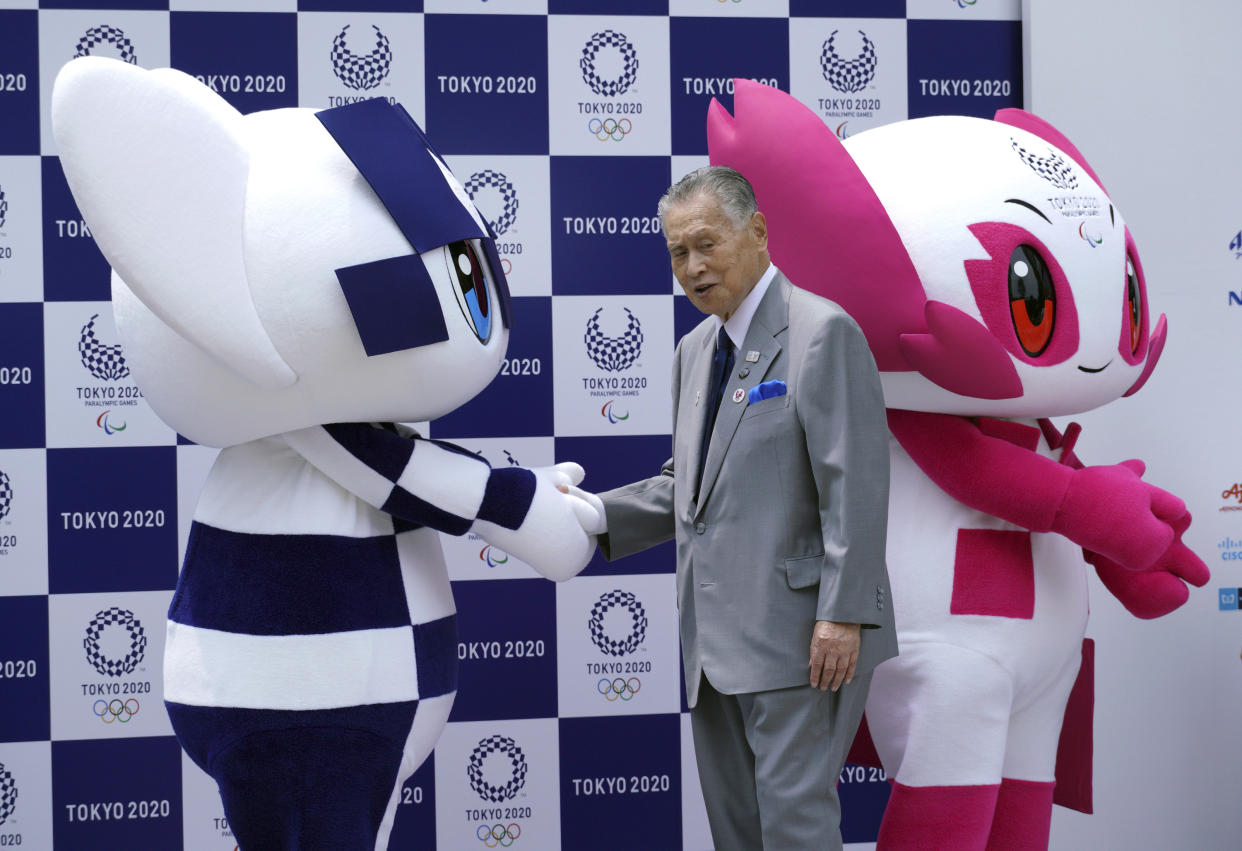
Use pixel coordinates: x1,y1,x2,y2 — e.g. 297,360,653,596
74,26,137,65
78,314,130,381
464,170,519,237
1011,138,1079,190
580,30,639,97
584,308,643,373
83,607,147,677
468,735,528,803
588,589,648,656
331,24,392,91
820,30,876,94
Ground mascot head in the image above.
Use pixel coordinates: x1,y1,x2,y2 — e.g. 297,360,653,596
52,57,512,447
707,80,1165,418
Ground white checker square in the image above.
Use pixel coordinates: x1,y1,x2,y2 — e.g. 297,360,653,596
0,741,53,849
0,448,48,597
0,155,44,303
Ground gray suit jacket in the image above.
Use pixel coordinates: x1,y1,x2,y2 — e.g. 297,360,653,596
600,273,896,707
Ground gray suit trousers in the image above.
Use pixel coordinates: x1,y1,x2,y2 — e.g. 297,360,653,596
690,672,872,851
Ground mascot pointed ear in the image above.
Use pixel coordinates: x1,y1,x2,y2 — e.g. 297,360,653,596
707,80,927,372
993,108,1107,194
51,57,296,390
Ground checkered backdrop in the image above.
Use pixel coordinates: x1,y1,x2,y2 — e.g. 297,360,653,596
0,1,1022,848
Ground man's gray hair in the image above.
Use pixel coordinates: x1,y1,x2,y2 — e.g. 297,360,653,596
657,166,758,233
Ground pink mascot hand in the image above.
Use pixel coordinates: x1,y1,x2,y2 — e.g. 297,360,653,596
1086,527,1209,619
1053,461,1186,570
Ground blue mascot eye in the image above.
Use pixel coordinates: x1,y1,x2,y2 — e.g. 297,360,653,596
448,240,492,343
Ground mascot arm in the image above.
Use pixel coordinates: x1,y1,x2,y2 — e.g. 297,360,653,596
888,409,1197,571
283,423,596,581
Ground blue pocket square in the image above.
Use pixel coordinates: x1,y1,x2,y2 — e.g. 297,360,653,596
747,380,787,405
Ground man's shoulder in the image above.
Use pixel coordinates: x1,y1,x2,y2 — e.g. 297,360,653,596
785,279,858,328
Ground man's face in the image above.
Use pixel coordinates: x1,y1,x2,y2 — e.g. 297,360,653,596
664,193,768,320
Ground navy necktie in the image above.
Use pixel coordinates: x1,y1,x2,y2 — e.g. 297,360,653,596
696,325,734,494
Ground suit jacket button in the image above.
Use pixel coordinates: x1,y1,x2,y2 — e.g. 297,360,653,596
695,522,706,534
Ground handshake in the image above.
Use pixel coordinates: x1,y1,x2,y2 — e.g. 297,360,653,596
471,461,608,582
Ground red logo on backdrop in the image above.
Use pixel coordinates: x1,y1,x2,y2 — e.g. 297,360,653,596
1220,483,1242,511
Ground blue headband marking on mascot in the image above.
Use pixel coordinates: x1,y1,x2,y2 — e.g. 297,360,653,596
314,98,512,355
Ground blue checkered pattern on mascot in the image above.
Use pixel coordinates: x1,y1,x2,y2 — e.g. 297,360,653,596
51,56,603,851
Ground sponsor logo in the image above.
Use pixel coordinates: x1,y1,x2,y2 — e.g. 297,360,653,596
74,25,137,64
78,315,129,381
1011,138,1078,190
579,30,638,97
1219,537,1242,561
821,30,877,95
1220,588,1241,610
584,308,643,373
468,735,528,803
83,607,147,677
1222,483,1242,511
464,170,519,237
0,762,15,825
331,24,392,91
588,589,647,656
1230,230,1242,260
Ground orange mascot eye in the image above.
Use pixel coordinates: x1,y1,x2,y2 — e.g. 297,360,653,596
1008,244,1056,357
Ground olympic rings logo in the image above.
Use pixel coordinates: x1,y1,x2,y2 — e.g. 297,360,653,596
477,823,521,847
598,677,641,702
588,118,632,141
93,697,139,723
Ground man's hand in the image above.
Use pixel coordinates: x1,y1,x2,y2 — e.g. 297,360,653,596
808,621,860,692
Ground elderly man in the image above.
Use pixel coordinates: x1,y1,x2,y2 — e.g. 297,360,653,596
592,166,896,849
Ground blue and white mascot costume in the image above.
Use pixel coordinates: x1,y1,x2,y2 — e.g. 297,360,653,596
51,57,602,850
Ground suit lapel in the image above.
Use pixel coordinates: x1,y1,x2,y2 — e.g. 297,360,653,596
695,275,790,514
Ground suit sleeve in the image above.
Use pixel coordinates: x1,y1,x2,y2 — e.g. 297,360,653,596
597,338,683,560
798,311,891,627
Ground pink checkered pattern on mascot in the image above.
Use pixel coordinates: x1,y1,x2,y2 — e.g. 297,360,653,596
707,80,1210,851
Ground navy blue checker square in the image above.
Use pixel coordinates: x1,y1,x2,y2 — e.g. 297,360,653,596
555,435,675,577
450,578,558,722
670,16,790,156
550,156,672,296
41,158,111,303
299,0,422,10
41,0,169,9
52,737,183,850
559,714,681,850
907,19,1023,120
0,303,45,449
432,296,553,439
47,446,178,595
0,596,51,743
0,11,40,156
550,0,668,13
424,14,548,155
170,12,299,115
791,0,907,16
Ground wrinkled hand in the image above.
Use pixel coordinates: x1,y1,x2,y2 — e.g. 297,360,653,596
1054,460,1188,571
808,621,860,692
1086,507,1210,619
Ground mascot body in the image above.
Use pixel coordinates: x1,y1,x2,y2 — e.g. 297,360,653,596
52,58,600,850
708,81,1209,850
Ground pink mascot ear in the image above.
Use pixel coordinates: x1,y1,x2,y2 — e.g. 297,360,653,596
993,108,1107,193
707,80,926,372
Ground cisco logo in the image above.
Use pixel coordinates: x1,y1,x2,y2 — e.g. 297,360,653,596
584,308,643,373
463,170,519,237
588,589,648,657
820,30,877,94
78,314,130,381
467,734,528,803
331,24,392,91
83,607,147,677
580,30,639,97
74,25,137,64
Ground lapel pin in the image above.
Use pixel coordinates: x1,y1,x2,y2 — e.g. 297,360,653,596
745,350,760,363
732,388,745,403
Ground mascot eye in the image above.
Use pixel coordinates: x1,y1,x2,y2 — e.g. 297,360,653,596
1125,252,1143,354
446,240,492,343
1008,244,1056,357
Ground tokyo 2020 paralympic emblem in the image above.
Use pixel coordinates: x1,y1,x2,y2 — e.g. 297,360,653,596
468,735,528,803
83,607,147,677
331,24,392,91
820,29,876,94
0,184,7,229
584,308,643,373
1010,138,1079,190
74,25,137,65
0,762,15,826
78,314,130,381
580,30,639,97
464,170,519,237
588,589,648,656
0,470,11,521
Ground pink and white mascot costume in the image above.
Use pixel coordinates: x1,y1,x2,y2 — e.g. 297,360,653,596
707,80,1209,850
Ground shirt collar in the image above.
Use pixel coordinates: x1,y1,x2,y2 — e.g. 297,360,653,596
716,263,777,349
